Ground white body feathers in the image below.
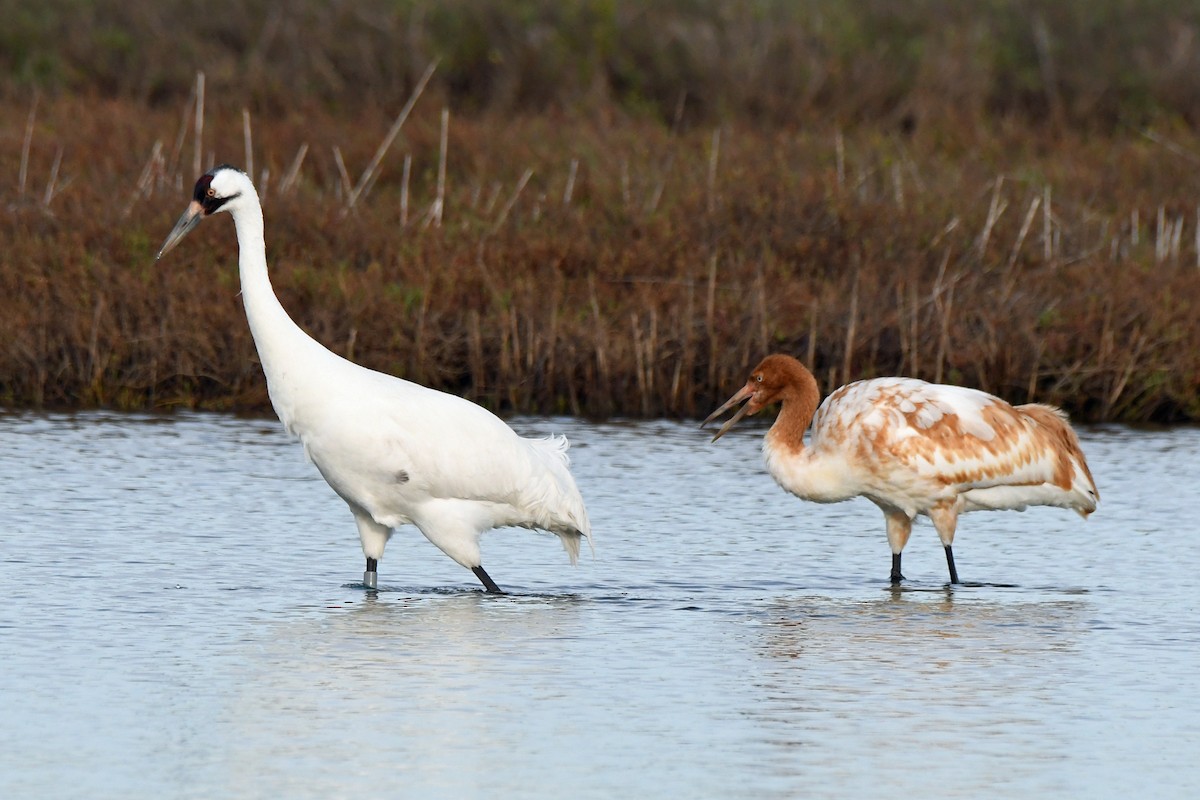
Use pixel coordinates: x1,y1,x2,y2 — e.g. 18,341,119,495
208,169,591,574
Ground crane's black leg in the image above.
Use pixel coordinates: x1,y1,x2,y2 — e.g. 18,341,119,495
472,566,505,594
944,546,960,585
890,553,905,584
363,557,378,590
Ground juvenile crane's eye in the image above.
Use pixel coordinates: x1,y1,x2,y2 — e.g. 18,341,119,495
755,374,763,383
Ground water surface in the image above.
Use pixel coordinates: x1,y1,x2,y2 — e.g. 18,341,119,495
1,412,1196,798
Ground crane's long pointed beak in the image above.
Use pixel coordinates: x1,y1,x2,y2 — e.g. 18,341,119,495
701,383,756,442
156,200,204,260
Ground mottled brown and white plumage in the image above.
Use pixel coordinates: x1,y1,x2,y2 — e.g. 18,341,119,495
703,354,1098,583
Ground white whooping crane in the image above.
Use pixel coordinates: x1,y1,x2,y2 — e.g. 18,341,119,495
703,354,1098,584
157,166,590,593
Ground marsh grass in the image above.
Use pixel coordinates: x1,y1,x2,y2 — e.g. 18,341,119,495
2,92,1198,422
2,0,1200,421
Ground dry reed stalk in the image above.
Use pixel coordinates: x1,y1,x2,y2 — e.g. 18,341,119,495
359,161,384,203
631,313,650,416
645,153,672,215
909,276,921,378
891,162,904,209
934,279,955,384
508,307,522,406
166,84,196,183
1044,185,1054,260
433,107,448,226
644,94,688,217
620,160,631,209
1130,208,1139,247
1033,14,1066,129
852,164,877,200
124,140,165,216
492,168,533,231
193,72,205,178
87,293,106,390
806,308,818,373
929,247,955,383
670,357,683,411
1156,205,1166,263
345,60,437,210
648,306,658,401
414,285,430,383
842,261,860,384
19,92,38,200
587,273,610,398
563,158,578,206
525,306,536,373
278,143,308,195
930,216,960,250
400,153,412,226
707,129,721,215
1196,205,1200,268
681,275,696,414
332,146,353,198
1006,195,1041,270
482,182,502,215
1104,331,1147,417
242,108,253,182
1141,129,1200,164
977,177,1007,259
41,145,63,208
508,303,523,371
1026,341,1043,402
1001,194,1042,299
754,269,769,353
546,293,559,395
835,129,845,191
467,309,484,398
706,255,718,389
903,149,927,193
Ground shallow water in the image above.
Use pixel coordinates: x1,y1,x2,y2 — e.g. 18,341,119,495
0,411,1197,798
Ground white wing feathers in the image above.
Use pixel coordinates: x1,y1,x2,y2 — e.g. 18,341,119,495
288,361,590,561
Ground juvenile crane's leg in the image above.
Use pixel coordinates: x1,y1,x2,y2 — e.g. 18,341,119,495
884,510,914,583
929,502,961,584
943,547,959,585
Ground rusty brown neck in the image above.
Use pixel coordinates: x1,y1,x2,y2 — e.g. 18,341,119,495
767,365,821,453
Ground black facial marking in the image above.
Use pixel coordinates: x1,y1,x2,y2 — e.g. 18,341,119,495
192,164,244,215
192,173,215,203
395,470,410,484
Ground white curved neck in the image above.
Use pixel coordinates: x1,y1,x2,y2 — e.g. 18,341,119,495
227,195,329,420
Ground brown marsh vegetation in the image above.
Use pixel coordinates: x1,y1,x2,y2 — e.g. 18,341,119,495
2,1,1199,422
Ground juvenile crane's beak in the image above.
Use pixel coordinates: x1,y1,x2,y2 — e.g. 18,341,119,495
156,200,205,260
701,382,757,442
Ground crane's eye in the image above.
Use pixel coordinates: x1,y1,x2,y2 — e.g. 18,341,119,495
755,374,763,383
206,188,216,198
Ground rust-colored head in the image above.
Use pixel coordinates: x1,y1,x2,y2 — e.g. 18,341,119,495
701,354,815,441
